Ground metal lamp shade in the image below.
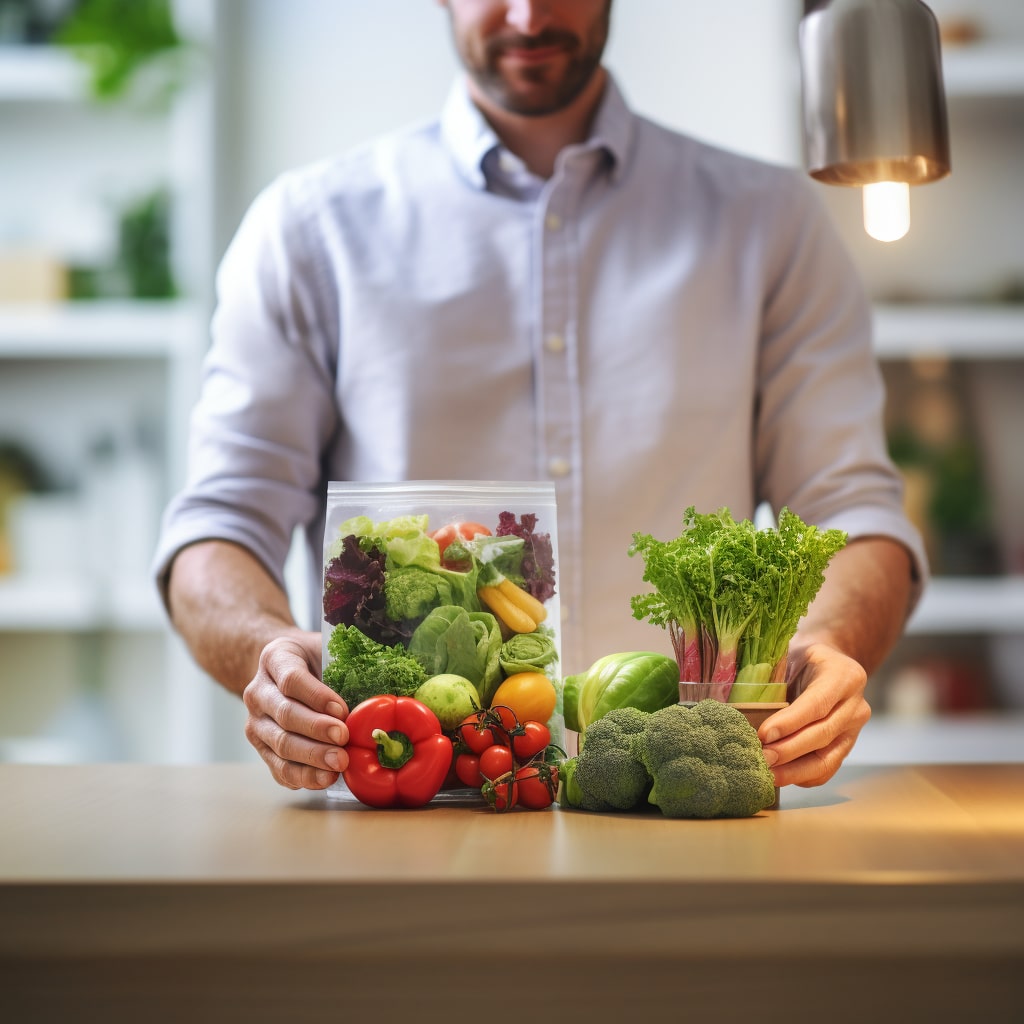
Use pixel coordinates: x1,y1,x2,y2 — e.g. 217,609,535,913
800,0,951,186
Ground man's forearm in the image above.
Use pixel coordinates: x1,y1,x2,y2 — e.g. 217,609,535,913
165,539,307,695
793,536,916,676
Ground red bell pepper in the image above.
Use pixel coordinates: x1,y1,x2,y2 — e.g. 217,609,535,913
343,695,453,808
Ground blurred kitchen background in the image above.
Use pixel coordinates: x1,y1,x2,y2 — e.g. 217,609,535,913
1,0,1022,765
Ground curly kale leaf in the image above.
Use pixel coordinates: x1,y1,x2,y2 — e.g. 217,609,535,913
321,624,426,708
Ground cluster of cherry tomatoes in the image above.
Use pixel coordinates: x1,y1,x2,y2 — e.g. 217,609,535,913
452,706,562,812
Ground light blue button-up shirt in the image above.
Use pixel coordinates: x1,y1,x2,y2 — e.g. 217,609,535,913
156,76,926,673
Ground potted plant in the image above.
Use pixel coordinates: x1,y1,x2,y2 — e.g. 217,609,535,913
54,0,195,106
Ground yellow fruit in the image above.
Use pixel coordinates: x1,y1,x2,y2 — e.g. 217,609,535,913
490,672,557,725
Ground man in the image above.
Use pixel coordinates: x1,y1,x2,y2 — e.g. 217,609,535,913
155,0,925,793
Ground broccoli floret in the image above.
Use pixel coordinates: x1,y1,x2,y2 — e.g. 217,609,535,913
560,707,653,811
558,700,777,819
638,701,776,818
322,623,427,708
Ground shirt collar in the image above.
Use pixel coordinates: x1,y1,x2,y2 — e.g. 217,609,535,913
440,72,635,192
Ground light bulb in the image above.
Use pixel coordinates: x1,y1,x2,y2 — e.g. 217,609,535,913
862,181,911,242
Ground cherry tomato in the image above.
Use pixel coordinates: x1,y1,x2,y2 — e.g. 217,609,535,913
457,713,497,755
515,765,556,810
430,521,491,556
454,753,483,788
490,673,557,727
478,744,514,782
488,779,519,812
511,721,551,761
489,704,520,736
440,755,468,790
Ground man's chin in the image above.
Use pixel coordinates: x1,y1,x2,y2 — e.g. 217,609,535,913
499,93,572,118
480,73,590,118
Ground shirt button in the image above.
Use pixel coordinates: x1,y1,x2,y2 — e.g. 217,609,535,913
548,456,570,478
545,213,562,231
545,333,566,354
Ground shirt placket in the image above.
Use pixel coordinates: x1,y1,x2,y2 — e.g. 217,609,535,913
533,157,587,673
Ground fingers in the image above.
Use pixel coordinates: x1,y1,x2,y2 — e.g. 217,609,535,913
246,732,344,791
260,636,346,718
243,635,350,791
759,643,870,788
765,725,863,789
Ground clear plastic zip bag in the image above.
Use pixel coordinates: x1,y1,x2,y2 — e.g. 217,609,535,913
320,480,562,805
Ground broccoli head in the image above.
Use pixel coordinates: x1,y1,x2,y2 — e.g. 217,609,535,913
558,699,776,819
561,706,653,811
638,701,776,818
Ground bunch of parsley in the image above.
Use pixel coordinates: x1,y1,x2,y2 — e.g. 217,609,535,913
629,507,847,698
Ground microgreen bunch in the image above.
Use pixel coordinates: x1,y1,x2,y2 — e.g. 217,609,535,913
628,507,847,700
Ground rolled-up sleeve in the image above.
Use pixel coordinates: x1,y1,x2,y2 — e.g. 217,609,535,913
755,173,929,608
152,175,339,603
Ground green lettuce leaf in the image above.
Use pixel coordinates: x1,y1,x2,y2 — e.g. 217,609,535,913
408,606,503,702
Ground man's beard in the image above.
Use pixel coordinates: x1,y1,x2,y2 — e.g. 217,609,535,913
470,20,609,117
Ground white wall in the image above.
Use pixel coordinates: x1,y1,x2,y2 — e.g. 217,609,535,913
214,0,803,256
925,0,1024,36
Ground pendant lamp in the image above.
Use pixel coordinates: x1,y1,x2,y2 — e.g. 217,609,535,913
799,0,951,241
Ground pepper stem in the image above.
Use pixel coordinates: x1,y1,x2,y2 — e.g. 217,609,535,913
371,728,415,769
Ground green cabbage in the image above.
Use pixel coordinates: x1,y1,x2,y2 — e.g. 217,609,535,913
562,651,680,737
499,630,559,676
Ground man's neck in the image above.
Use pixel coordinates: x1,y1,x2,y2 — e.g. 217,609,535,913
468,67,608,179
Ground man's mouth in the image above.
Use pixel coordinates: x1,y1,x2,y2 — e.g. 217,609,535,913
490,33,576,66
500,44,565,63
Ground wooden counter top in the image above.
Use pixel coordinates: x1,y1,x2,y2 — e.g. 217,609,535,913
2,763,1023,1021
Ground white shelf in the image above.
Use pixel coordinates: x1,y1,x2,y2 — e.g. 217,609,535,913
0,3,219,762
0,46,86,102
847,711,1024,765
0,574,165,632
873,303,1024,359
0,302,201,359
943,43,1024,99
906,576,1024,636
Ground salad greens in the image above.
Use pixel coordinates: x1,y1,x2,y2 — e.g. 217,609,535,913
322,509,559,714
628,507,847,701
384,564,480,622
408,606,503,703
322,624,427,707
498,631,559,677
494,512,556,602
324,516,482,645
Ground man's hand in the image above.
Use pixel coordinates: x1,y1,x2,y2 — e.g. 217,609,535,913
165,541,352,791
755,536,916,788
242,633,350,791
756,642,871,788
